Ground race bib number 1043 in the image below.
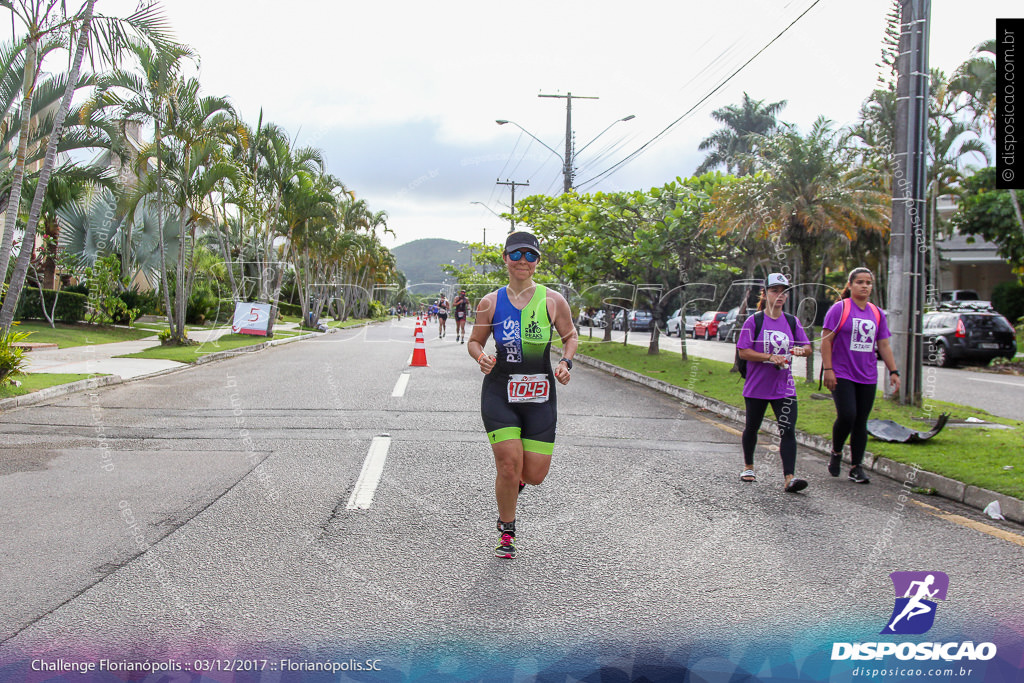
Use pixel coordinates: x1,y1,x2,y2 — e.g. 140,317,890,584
507,374,550,403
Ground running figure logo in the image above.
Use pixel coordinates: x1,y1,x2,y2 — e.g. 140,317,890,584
881,571,949,635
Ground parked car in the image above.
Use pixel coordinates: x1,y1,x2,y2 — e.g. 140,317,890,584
922,308,1017,367
613,309,654,331
576,307,597,326
666,308,700,337
693,311,727,339
716,306,758,342
939,289,992,309
591,310,607,329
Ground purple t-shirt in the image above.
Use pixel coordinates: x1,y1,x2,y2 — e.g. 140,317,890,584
737,313,810,399
822,299,891,384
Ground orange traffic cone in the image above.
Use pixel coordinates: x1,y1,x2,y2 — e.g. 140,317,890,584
414,316,423,336
410,326,429,367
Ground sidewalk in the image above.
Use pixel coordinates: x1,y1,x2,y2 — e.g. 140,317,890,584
20,324,301,379
1,322,315,411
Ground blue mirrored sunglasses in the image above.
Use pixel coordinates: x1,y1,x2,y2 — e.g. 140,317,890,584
507,249,539,262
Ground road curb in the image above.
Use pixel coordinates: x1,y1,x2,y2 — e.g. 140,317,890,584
570,351,1024,525
0,321,378,413
0,373,123,410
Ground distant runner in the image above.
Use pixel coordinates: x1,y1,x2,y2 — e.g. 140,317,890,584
468,231,578,559
453,289,470,344
437,293,450,338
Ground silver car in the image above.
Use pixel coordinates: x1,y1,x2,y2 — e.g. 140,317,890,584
666,309,699,337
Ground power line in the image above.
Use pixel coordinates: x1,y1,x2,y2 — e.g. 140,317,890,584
576,0,825,190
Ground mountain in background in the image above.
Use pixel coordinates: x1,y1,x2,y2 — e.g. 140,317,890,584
392,238,474,293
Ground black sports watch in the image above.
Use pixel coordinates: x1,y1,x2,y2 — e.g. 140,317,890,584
559,358,573,370
889,369,900,376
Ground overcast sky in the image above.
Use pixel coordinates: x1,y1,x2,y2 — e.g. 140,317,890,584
104,0,1017,248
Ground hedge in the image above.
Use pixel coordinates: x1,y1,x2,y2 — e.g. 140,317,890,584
277,301,302,318
992,281,1024,325
15,288,87,323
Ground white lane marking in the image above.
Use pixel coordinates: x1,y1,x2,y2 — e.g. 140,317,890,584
406,353,413,365
391,373,410,397
960,376,1024,387
346,436,392,510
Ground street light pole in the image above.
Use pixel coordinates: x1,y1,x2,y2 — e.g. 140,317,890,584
539,92,599,192
496,111,633,193
496,179,529,233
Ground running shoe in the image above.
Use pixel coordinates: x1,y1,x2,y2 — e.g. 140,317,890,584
784,478,808,493
827,451,842,477
848,465,870,484
518,480,526,494
495,532,517,559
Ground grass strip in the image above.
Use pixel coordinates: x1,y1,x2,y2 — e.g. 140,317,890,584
577,339,1024,500
115,333,294,363
0,373,100,399
298,318,376,331
13,321,155,348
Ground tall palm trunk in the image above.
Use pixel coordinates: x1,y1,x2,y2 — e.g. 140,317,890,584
0,40,37,283
1010,189,1024,238
174,202,189,337
1,3,95,331
216,192,237,297
155,116,174,341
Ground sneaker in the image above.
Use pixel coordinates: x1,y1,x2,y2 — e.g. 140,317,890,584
784,478,808,493
518,480,526,494
495,532,517,558
827,451,842,477
848,465,870,484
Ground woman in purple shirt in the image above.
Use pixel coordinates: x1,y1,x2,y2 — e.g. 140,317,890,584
736,274,812,492
820,267,901,484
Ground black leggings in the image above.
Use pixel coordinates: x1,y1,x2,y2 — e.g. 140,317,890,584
742,397,798,476
831,378,877,466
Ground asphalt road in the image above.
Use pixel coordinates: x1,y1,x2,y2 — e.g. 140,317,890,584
590,325,1024,421
1,318,1022,679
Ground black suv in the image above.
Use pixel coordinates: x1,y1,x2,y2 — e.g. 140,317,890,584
716,306,758,343
922,308,1017,367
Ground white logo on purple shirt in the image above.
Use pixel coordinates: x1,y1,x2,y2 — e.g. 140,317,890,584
765,330,790,355
851,318,876,352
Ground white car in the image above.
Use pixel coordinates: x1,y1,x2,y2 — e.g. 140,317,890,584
666,309,682,336
665,308,698,337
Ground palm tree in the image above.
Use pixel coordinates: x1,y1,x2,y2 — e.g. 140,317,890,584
696,93,788,176
707,118,890,381
126,77,236,343
0,0,175,332
948,39,996,133
948,39,1024,236
93,38,196,276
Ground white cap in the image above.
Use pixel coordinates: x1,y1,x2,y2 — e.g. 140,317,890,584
766,273,789,288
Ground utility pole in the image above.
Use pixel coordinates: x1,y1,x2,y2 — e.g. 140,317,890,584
888,0,930,406
496,179,529,233
539,92,598,192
